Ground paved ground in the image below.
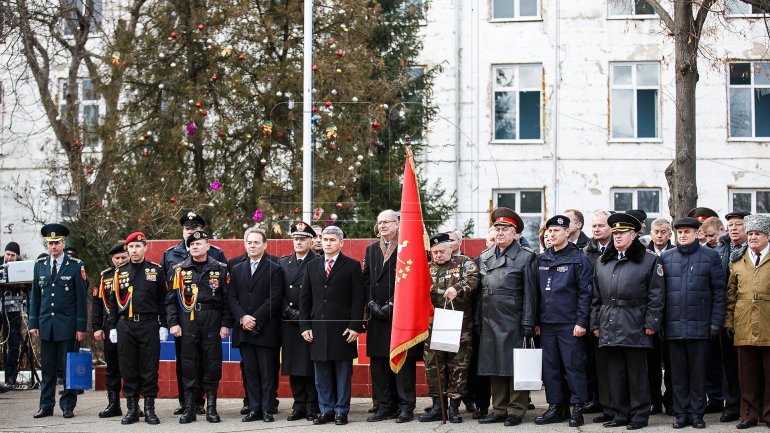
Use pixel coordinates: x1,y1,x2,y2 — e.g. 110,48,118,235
0,387,744,432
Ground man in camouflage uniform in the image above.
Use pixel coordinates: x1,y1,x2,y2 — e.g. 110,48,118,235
420,233,479,424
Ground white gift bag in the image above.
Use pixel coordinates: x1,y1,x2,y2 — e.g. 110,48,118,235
429,301,463,353
513,338,542,390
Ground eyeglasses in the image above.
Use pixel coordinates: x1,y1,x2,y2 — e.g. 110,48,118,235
377,220,396,225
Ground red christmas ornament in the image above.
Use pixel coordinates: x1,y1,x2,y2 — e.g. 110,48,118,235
327,38,335,46
279,213,286,219
218,130,226,137
325,101,332,107
200,110,208,116
312,65,319,72
170,197,177,203
372,121,380,129
238,53,246,61
337,49,344,57
211,74,217,81
293,208,300,214
195,101,203,108
142,150,149,157
346,135,353,141
170,30,178,39
311,106,318,113
86,168,94,175
329,144,337,151
335,202,343,209
197,24,205,31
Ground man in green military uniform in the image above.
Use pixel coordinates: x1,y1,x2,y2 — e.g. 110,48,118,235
420,233,479,424
29,223,88,419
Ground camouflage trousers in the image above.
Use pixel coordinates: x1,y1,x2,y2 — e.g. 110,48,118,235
423,338,472,399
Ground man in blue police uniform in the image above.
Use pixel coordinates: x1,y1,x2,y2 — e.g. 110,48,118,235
160,211,227,416
534,215,594,427
28,224,88,419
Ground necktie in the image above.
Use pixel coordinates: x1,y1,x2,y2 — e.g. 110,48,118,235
251,261,258,275
297,258,303,266
326,258,334,277
52,259,58,277
600,246,606,254
756,253,762,268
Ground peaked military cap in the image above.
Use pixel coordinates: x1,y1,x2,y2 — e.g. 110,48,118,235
41,223,69,241
180,211,206,228
545,215,570,229
625,209,648,225
290,221,316,238
490,207,525,234
608,212,642,233
185,230,210,248
687,207,719,224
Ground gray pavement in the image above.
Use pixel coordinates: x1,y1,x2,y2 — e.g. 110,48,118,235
0,388,742,432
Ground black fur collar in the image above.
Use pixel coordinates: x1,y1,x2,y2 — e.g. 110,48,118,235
600,238,647,264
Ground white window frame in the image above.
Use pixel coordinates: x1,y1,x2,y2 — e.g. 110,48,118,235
729,188,770,215
727,61,770,140
490,0,542,22
607,0,658,19
725,0,767,17
403,0,428,25
61,0,103,36
58,78,103,151
491,63,543,143
60,196,78,220
610,187,663,234
609,61,661,142
493,189,544,252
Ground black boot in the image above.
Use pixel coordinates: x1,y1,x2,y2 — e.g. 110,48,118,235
206,392,220,423
121,397,140,425
99,390,123,418
535,404,565,425
144,397,160,425
418,396,446,422
569,404,584,427
179,392,196,424
448,398,463,423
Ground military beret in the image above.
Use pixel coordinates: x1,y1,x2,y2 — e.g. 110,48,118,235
490,207,524,233
185,230,210,248
625,209,648,224
290,221,316,238
429,233,451,247
4,242,20,255
725,210,751,221
180,211,206,228
745,214,770,235
687,207,719,223
545,215,570,229
108,241,126,256
673,217,701,230
608,212,642,233
41,223,69,241
125,232,147,244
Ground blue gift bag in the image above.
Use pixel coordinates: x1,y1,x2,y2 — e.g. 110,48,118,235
65,351,93,390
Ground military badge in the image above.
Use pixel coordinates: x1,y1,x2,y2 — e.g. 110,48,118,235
657,264,664,276
556,266,569,273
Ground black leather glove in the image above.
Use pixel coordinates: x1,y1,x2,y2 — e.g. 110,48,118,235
522,326,534,339
380,303,392,319
368,300,388,320
250,324,262,337
283,306,300,321
710,325,721,339
726,327,735,340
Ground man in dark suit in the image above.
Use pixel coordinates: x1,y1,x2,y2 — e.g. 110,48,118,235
227,227,284,423
28,224,88,419
300,225,365,426
365,210,417,423
279,221,319,421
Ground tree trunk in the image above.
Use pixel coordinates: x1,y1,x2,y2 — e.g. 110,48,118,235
667,1,699,219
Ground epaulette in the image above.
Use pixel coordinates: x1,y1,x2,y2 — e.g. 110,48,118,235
172,262,184,270
521,245,534,253
100,267,114,276
147,260,161,267
69,257,83,263
36,256,47,263
644,249,658,257
211,244,224,251
164,245,176,252
214,259,227,268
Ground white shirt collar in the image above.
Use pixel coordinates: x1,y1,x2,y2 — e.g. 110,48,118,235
749,244,769,266
324,253,340,263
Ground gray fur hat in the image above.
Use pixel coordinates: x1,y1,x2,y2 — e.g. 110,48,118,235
744,214,770,235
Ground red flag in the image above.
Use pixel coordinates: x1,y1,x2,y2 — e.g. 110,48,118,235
389,147,433,372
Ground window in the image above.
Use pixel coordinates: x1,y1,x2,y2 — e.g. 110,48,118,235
492,0,540,20
608,0,655,17
493,64,542,141
730,189,770,215
59,78,102,150
611,188,661,234
728,62,770,138
610,62,659,140
404,0,426,21
61,0,103,35
60,197,78,219
494,189,543,252
726,0,766,16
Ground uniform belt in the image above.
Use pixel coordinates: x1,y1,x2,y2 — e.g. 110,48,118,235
194,303,220,311
738,293,770,301
604,298,644,307
119,314,159,322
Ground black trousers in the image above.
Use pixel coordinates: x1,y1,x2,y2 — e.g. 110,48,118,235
240,343,276,413
584,331,600,405
594,342,614,417
1,312,21,384
290,375,319,414
179,311,223,394
647,335,672,408
541,324,588,405
668,339,708,417
103,333,121,393
240,360,249,406
175,335,204,405
39,338,77,411
606,346,651,424
721,329,741,417
117,318,160,398
370,355,417,413
470,329,491,410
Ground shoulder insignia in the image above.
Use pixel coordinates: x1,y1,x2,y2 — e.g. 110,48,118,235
81,267,88,281
69,257,83,263
36,256,47,263
211,245,223,250
147,260,161,267
521,246,534,253
656,264,664,276
214,260,227,268
463,259,478,272
172,262,184,270
644,249,658,257
100,268,113,276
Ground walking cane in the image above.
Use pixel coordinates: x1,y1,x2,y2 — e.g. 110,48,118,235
432,348,447,424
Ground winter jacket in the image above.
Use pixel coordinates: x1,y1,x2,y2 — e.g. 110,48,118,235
725,249,770,346
659,240,726,340
537,242,593,328
591,239,665,348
